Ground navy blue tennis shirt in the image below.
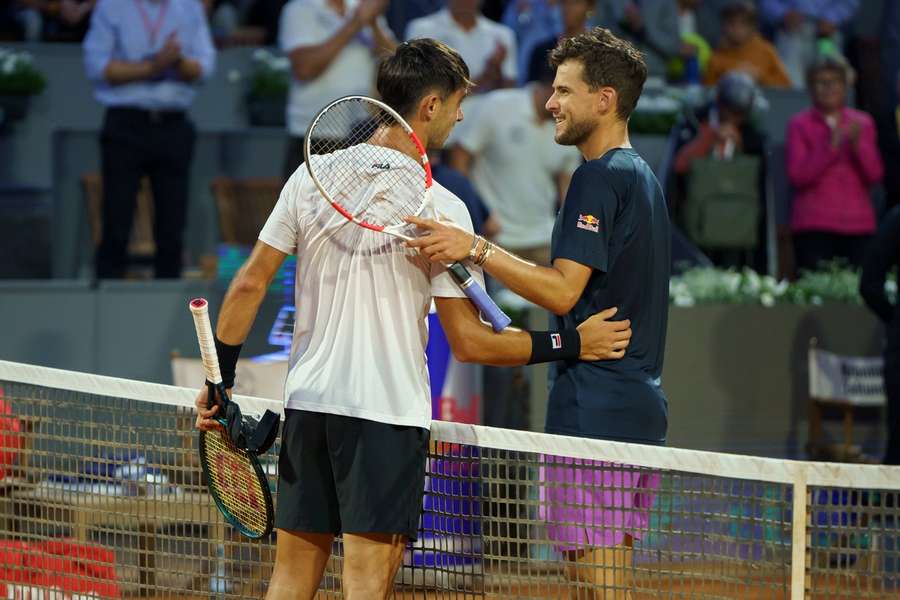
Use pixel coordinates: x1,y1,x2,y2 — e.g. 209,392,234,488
547,148,671,444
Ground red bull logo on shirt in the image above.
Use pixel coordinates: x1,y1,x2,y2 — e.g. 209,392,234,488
577,214,600,233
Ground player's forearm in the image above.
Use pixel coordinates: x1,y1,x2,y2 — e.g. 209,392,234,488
437,298,532,366
481,248,578,315
455,325,534,366
215,268,269,345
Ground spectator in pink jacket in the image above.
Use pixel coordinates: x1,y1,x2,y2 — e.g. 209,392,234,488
787,53,884,273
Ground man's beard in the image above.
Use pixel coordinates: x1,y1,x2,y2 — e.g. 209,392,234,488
429,122,453,150
555,115,595,146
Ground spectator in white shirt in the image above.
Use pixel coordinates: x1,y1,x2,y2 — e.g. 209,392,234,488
405,0,518,92
278,0,397,179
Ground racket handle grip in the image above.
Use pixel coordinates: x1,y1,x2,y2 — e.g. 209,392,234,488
448,263,512,332
189,298,223,385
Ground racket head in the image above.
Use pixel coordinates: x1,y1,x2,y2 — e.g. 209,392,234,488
188,299,274,539
199,421,274,539
304,95,432,234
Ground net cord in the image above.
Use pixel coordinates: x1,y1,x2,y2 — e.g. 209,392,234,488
0,359,896,491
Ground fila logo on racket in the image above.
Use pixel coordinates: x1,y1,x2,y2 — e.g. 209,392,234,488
550,333,562,350
577,214,600,233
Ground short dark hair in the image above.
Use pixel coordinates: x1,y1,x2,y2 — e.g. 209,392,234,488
805,53,855,88
548,27,647,121
377,39,472,119
721,1,757,24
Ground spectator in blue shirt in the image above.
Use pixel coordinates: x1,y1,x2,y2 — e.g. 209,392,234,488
759,0,859,87
83,0,215,279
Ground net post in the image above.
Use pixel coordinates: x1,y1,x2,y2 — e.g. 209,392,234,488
790,472,808,600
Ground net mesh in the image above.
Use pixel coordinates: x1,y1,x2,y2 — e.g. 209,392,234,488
305,97,426,230
0,360,897,599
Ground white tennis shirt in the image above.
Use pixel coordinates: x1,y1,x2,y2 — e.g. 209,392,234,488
258,148,483,429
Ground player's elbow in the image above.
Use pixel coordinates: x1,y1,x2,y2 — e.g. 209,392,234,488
230,268,268,299
452,348,478,364
437,298,496,363
446,324,494,364
448,336,480,364
548,291,579,316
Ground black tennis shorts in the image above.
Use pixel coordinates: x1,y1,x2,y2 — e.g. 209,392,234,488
274,409,429,540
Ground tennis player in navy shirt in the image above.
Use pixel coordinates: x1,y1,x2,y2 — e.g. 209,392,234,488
408,26,670,598
546,146,669,444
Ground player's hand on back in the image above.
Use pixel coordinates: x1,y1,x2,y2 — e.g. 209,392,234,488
576,307,632,361
405,216,473,263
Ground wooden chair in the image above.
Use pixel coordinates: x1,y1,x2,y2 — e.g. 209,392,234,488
209,177,282,247
81,173,156,272
807,338,885,463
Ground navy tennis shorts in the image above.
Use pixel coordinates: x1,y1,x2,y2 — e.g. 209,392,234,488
274,409,429,540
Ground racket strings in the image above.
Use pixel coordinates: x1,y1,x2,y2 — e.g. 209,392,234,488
202,429,271,537
307,98,425,229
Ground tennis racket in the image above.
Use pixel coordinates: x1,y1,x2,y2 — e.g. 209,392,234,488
304,95,512,332
189,298,274,539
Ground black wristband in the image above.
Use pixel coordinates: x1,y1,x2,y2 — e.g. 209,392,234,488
527,329,580,365
214,336,242,389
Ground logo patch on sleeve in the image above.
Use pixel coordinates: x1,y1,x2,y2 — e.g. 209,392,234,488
550,333,562,349
576,214,600,233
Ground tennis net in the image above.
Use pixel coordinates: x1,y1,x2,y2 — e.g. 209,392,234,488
0,359,897,599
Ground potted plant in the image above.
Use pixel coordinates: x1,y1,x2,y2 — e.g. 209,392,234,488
668,261,896,307
0,48,47,122
246,48,289,127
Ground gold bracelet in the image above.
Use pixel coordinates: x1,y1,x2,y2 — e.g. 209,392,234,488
475,240,493,266
473,237,488,265
468,235,483,262
477,240,491,265
484,242,495,265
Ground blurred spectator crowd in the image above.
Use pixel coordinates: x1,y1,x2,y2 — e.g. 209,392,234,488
1,0,899,282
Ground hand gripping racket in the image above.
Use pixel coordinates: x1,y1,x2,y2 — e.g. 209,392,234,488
304,95,512,331
189,298,274,539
